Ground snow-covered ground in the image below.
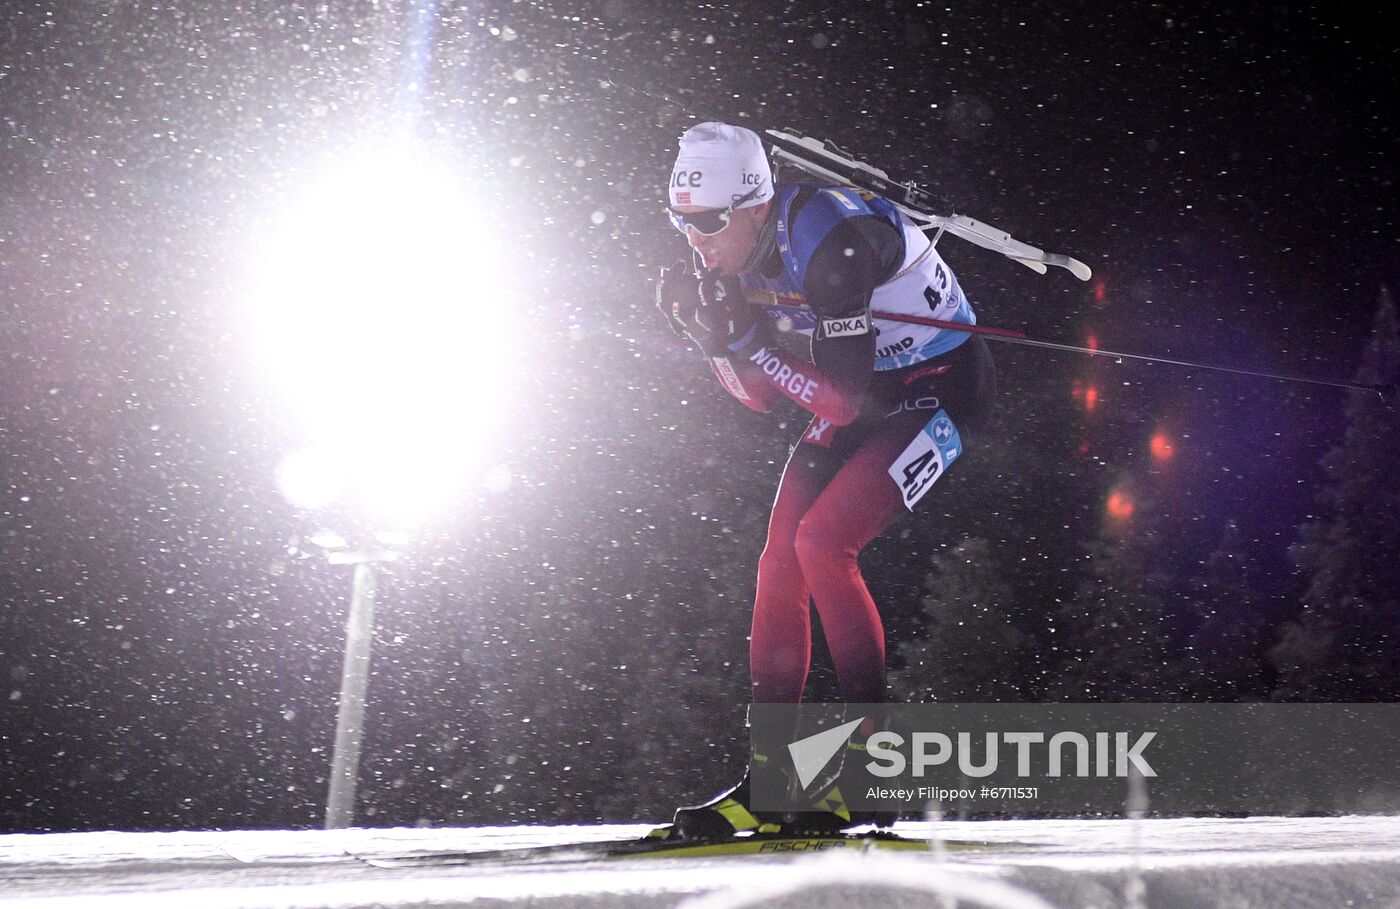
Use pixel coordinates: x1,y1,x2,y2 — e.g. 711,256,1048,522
3,817,1400,908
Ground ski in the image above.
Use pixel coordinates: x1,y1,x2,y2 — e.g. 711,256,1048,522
350,829,1002,868
764,128,1092,282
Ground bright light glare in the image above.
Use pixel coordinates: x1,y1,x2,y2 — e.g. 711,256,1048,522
247,141,512,523
276,447,346,510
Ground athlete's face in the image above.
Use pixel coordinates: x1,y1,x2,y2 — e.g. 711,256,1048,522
674,201,771,276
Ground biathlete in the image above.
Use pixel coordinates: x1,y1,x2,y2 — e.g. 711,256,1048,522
654,122,996,837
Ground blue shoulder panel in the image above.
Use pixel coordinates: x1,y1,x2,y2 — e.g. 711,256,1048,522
776,186,900,295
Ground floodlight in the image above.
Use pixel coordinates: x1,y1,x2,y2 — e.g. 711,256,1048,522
246,139,513,524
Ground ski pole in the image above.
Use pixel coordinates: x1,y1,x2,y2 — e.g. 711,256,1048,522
870,310,1395,400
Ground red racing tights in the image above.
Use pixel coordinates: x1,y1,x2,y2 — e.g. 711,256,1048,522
746,336,995,705
750,422,911,704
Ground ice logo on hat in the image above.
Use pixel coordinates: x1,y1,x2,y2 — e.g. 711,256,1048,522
669,122,773,210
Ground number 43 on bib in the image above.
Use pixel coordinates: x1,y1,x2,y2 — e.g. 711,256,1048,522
888,410,963,509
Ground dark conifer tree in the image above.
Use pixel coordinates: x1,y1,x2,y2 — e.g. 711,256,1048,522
892,538,1035,701
1180,520,1272,700
1051,502,1182,701
1270,289,1400,700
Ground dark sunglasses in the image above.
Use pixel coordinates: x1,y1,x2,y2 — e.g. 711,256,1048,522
667,181,766,236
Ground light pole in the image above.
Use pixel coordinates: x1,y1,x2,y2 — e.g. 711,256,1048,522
312,532,403,830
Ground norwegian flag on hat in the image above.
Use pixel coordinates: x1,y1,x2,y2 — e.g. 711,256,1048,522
675,191,691,205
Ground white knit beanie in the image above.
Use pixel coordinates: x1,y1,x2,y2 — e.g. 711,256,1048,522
668,121,772,209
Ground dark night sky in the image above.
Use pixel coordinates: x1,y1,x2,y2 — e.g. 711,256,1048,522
1,2,1395,831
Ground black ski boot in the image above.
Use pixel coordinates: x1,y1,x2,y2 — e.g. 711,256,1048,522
787,712,900,832
668,706,796,839
669,766,776,838
666,708,889,839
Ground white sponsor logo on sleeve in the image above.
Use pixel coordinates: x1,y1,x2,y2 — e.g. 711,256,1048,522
821,314,870,338
710,356,751,401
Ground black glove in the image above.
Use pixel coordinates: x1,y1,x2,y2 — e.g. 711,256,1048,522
689,298,764,358
698,271,742,308
655,260,701,338
656,262,765,357
695,271,768,357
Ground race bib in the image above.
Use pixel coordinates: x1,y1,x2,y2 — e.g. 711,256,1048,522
888,409,963,510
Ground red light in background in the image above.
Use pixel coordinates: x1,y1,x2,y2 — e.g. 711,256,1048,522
1150,431,1175,462
1106,490,1135,520
1085,334,1099,351
1094,280,1107,304
1084,386,1099,412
